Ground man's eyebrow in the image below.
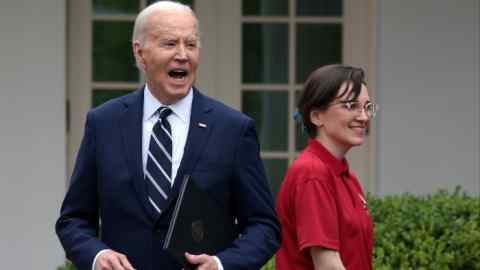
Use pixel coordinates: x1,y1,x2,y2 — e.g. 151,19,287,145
158,36,177,41
185,37,198,42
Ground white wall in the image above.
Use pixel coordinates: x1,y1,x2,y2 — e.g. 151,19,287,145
0,1,66,269
377,0,479,195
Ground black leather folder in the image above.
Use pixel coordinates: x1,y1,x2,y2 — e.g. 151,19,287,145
163,175,238,269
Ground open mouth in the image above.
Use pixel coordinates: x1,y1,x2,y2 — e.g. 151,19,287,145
168,69,188,80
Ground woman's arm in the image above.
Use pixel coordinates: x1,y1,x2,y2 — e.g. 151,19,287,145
310,247,346,270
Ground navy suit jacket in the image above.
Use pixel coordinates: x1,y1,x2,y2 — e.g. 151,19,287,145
56,88,280,270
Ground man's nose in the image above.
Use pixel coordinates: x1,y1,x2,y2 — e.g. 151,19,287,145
175,44,188,60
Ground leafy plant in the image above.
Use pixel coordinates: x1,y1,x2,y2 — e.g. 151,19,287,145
261,257,275,270
56,261,75,270
369,187,480,269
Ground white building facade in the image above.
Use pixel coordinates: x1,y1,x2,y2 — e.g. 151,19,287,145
0,0,478,269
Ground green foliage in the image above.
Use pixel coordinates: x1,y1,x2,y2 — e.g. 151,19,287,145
57,189,480,270
56,261,75,270
369,187,480,270
261,257,275,270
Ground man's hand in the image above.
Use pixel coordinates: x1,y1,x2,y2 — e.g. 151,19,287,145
95,249,135,270
185,252,219,270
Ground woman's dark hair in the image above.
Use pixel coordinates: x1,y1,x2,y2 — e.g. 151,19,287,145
297,64,366,138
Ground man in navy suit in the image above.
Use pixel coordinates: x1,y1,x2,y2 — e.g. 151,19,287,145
55,1,280,270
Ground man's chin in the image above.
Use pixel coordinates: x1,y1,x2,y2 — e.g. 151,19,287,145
168,81,192,91
163,88,191,103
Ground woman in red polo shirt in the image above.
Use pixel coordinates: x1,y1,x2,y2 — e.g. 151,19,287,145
275,64,377,270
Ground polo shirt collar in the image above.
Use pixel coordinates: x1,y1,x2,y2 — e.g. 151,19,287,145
307,139,349,176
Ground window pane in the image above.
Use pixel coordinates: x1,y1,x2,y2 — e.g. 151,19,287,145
263,158,288,199
294,90,309,151
296,23,342,83
242,0,288,16
93,0,139,15
243,23,288,83
242,91,288,151
92,90,133,107
93,21,139,82
147,0,194,8
297,0,342,16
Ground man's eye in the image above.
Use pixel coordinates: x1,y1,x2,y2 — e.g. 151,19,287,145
161,42,176,47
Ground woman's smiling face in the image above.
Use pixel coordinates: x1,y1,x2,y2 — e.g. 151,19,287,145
312,82,371,157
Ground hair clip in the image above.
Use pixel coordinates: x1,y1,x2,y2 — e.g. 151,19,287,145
294,110,307,134
293,111,302,122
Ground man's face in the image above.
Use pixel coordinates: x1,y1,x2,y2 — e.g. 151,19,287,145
134,9,200,104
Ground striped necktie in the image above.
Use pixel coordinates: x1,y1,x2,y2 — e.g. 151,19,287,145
145,106,173,217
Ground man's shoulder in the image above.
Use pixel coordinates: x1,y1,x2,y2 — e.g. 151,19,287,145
88,89,141,118
198,90,251,123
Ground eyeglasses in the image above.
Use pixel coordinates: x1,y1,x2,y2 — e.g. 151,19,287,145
330,100,378,119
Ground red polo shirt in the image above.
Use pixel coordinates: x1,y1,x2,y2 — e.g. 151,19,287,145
276,139,373,270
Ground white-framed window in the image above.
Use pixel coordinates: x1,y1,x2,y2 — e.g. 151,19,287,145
239,0,377,195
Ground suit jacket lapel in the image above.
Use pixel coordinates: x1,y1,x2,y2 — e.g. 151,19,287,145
162,88,214,211
120,88,154,222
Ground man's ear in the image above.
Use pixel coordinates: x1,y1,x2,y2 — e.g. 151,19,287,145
133,41,145,70
310,109,324,128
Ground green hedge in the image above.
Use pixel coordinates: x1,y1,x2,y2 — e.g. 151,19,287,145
58,188,480,270
370,188,480,269
56,261,74,270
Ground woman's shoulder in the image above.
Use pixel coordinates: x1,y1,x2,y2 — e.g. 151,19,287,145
286,150,331,184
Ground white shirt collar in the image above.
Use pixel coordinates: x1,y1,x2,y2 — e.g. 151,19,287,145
143,84,193,124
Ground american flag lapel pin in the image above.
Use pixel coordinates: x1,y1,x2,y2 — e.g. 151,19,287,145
198,122,207,128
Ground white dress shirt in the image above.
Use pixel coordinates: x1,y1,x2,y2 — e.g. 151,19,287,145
142,84,192,182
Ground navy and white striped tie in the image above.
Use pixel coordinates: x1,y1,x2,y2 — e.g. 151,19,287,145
145,106,173,217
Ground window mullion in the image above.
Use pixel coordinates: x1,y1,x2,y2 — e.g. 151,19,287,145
288,0,296,164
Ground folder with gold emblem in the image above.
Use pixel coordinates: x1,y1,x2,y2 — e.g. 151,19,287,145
163,175,238,269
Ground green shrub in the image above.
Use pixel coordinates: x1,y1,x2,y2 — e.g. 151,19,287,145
369,187,480,270
56,261,75,270
261,257,275,270
58,189,480,270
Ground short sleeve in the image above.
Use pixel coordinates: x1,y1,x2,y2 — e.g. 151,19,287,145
294,178,339,252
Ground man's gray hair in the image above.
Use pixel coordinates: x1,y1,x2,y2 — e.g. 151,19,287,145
132,1,199,47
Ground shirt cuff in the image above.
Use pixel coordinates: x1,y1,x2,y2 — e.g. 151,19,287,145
92,249,109,270
213,256,224,270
